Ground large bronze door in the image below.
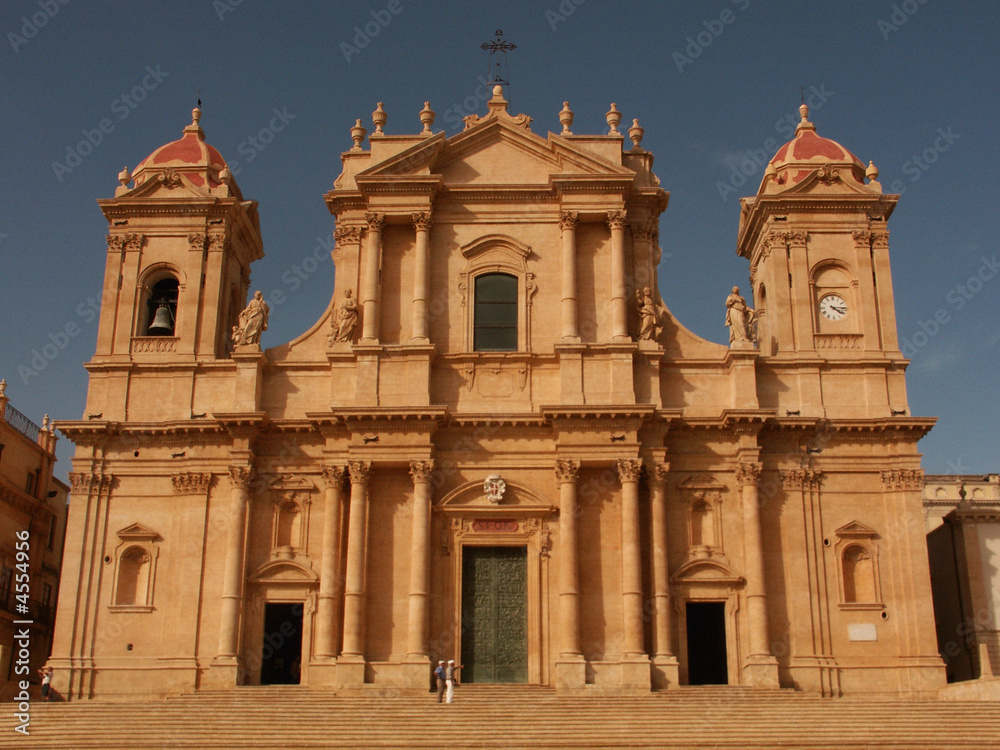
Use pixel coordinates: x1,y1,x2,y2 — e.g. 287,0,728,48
461,546,527,683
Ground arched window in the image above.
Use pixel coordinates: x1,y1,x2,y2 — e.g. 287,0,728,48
474,273,518,351
115,546,150,606
145,277,179,336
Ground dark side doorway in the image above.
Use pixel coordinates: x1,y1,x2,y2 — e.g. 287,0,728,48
260,602,303,685
686,601,728,685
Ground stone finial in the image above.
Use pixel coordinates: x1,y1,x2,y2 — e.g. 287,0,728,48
628,118,644,150
866,160,879,182
419,102,435,135
796,102,815,133
350,118,367,150
487,84,508,115
118,166,131,187
606,103,622,134
192,107,202,126
0,378,6,397
42,414,50,431
372,102,387,135
559,101,574,135
219,166,232,183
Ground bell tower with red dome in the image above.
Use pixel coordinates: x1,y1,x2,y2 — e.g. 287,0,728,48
736,104,908,419
88,108,263,421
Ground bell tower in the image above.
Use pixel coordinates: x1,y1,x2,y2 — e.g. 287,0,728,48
87,108,263,420
736,104,908,418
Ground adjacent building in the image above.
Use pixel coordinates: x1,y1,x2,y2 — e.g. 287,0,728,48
0,381,68,701
52,91,945,699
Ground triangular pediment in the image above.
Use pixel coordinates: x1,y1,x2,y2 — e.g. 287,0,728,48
679,473,727,490
117,523,160,541
834,520,879,539
361,118,634,189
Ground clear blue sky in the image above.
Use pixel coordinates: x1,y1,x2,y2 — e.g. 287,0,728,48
1,1,996,477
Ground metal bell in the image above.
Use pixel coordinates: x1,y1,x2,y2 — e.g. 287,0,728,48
148,303,174,335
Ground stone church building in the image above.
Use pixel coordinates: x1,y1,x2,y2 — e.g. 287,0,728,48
52,87,945,699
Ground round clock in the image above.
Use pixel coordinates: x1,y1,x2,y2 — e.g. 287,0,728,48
819,294,847,321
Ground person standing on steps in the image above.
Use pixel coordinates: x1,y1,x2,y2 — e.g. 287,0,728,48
444,659,463,703
434,661,446,703
39,666,53,701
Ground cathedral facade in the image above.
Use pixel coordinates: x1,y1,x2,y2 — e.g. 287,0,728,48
52,88,945,699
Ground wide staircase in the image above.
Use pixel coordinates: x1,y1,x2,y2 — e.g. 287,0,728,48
6,684,1000,749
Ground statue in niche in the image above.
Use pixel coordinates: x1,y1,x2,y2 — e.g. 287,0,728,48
725,286,756,345
330,288,358,344
635,287,663,341
233,290,269,346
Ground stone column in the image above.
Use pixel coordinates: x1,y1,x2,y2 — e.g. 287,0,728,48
360,212,384,342
217,465,254,658
411,213,432,342
736,459,780,686
315,466,346,659
618,459,645,656
341,460,371,666
607,210,629,340
406,460,435,661
649,462,679,688
559,211,580,341
555,459,585,687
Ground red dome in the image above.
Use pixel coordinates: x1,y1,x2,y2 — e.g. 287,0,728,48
131,108,229,189
763,105,865,189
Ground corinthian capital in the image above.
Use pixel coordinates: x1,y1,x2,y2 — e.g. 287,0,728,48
321,465,346,488
606,210,627,231
411,212,432,232
348,459,372,484
735,461,763,487
409,459,436,484
228,466,255,489
617,458,642,484
558,211,579,231
554,459,581,484
365,212,385,232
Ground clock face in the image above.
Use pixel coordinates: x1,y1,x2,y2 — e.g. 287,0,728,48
819,294,847,321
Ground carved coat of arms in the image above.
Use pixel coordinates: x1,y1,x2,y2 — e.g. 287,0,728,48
483,475,506,504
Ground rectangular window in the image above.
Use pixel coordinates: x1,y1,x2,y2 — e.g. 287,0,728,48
474,273,518,351
47,517,56,550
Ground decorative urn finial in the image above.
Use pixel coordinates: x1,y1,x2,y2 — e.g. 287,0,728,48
118,166,131,186
372,102,387,135
350,118,367,150
419,101,435,135
559,101,573,135
606,103,622,134
628,118,644,150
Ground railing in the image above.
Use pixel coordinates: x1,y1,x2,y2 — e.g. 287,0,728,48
131,336,178,353
3,402,40,443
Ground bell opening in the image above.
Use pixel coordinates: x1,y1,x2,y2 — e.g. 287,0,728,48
145,277,179,336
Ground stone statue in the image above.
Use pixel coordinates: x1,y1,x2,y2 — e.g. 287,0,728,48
635,287,662,341
725,286,755,344
331,288,358,343
234,290,269,346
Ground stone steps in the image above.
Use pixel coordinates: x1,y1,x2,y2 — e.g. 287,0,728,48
6,687,1000,749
